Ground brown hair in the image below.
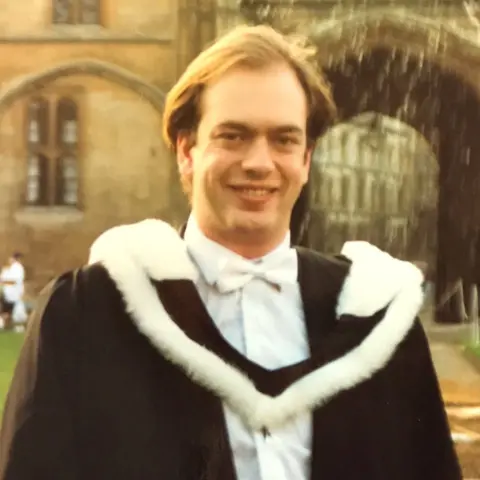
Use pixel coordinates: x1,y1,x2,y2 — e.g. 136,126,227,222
162,24,337,152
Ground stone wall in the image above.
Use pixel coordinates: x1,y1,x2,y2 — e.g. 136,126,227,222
0,0,189,292
0,75,183,290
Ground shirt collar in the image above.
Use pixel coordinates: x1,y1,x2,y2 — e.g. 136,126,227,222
184,215,292,287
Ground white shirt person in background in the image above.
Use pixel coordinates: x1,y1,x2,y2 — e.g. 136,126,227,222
0,252,25,331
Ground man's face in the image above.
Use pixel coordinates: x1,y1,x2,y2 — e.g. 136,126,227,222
177,63,311,247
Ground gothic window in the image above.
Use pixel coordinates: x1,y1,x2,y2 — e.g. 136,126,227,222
27,98,48,146
81,0,100,24
371,179,379,213
341,174,350,210
321,174,332,205
356,174,364,210
365,175,374,212
378,181,387,214
398,181,412,213
53,0,70,23
25,94,80,207
390,184,398,213
53,0,101,25
26,154,48,205
56,155,79,205
57,98,78,146
331,173,341,205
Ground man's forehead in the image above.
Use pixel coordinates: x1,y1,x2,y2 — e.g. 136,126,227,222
199,65,308,125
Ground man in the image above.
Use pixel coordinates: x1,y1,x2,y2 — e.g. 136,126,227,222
0,26,460,479
0,253,25,331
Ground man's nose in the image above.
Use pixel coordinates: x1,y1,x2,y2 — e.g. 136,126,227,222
241,137,275,174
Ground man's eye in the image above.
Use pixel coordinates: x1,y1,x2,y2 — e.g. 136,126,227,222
276,137,298,145
218,132,243,141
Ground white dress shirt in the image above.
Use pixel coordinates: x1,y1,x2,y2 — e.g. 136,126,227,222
184,217,312,480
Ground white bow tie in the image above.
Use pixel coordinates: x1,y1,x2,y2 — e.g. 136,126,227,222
215,249,298,293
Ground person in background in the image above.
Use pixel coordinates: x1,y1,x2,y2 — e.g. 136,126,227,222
0,253,25,331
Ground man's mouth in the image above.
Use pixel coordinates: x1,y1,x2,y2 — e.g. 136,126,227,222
231,187,277,197
227,186,279,207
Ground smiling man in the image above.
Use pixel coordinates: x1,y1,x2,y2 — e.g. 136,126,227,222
175,62,312,258
0,25,461,480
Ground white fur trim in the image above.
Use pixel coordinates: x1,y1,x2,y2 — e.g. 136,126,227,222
89,220,197,281
88,220,424,431
337,241,424,317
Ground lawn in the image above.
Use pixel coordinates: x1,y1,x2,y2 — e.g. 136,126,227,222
0,332,24,416
467,344,480,357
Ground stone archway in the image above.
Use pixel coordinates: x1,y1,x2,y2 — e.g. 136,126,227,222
304,7,480,323
311,35,480,323
310,9,480,88
0,59,166,115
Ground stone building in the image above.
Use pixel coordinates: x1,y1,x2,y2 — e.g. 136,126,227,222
0,0,190,290
310,113,438,268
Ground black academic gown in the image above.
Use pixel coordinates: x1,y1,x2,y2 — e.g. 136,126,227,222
0,220,461,480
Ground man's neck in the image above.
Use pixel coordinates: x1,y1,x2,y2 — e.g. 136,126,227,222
188,217,290,259
206,232,285,259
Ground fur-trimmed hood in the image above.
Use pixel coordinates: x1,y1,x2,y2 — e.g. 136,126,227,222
88,219,424,431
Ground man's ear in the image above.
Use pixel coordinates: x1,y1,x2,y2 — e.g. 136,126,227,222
176,132,195,177
301,147,313,185
305,147,313,166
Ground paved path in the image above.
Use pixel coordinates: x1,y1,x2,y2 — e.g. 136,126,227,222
421,306,480,403
429,342,480,405
430,343,480,387
428,341,480,478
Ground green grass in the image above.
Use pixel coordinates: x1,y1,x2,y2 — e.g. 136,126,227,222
466,344,480,357
0,332,24,415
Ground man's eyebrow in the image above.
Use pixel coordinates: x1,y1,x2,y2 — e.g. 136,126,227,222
273,125,304,135
214,121,252,132
214,121,304,134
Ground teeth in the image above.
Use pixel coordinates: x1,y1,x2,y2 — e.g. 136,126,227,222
239,188,270,196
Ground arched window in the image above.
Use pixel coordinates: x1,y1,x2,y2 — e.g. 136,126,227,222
56,155,79,206
53,0,101,25
25,94,80,207
398,181,412,213
390,184,398,213
27,98,48,146
26,154,48,205
57,97,78,146
356,174,364,210
378,181,387,214
53,0,71,24
81,0,100,24
364,175,374,212
321,174,333,205
341,174,350,210
371,179,379,213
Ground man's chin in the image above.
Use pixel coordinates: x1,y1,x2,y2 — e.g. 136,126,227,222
227,213,275,235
